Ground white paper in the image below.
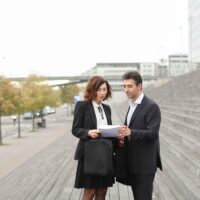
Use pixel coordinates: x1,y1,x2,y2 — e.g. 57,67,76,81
99,125,120,137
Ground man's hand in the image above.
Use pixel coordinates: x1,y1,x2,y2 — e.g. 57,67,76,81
117,126,131,147
88,129,101,138
118,138,125,147
120,125,131,137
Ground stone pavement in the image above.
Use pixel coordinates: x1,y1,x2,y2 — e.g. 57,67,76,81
0,115,76,200
0,107,139,200
0,105,157,200
0,119,68,179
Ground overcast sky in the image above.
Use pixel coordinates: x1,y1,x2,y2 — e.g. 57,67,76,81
0,0,189,77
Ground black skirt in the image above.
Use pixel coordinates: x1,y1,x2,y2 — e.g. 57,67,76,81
74,159,114,189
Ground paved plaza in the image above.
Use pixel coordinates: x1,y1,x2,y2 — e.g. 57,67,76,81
0,106,138,200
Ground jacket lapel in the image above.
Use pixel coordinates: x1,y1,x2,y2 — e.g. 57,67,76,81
124,107,130,126
102,104,112,125
88,102,111,127
128,96,147,127
88,102,97,128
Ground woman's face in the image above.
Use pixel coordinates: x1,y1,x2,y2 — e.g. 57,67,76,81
95,83,108,104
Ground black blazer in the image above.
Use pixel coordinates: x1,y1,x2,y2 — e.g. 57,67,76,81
72,100,112,160
125,95,162,175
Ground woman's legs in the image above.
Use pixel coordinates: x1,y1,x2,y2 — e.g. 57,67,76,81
82,188,96,200
82,187,107,200
95,188,107,200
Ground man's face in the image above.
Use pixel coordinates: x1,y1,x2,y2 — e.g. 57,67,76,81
123,79,142,100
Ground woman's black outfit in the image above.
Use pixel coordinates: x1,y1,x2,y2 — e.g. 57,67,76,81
72,100,114,188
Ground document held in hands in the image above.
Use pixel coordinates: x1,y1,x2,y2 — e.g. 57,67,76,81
99,125,120,137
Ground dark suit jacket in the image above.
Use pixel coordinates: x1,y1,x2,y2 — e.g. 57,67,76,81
72,100,112,160
115,95,162,181
125,95,162,175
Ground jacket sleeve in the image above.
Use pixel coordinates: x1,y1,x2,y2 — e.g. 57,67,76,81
71,101,89,139
130,103,161,142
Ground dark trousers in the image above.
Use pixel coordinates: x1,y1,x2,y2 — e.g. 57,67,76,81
130,174,155,200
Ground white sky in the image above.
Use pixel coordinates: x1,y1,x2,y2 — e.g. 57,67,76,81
0,0,189,77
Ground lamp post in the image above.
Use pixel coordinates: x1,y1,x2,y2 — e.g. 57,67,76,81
0,56,5,145
0,114,2,145
14,82,22,138
17,87,21,138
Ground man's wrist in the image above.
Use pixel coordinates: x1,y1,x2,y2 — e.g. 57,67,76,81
127,129,131,140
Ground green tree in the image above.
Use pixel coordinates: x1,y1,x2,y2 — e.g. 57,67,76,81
22,74,59,131
12,85,28,138
60,84,80,104
0,76,16,145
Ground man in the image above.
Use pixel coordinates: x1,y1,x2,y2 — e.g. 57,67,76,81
117,71,162,200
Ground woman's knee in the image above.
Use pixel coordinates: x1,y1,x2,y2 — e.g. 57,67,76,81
96,188,107,196
82,188,96,200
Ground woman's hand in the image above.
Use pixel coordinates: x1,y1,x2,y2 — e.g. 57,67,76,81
88,129,101,138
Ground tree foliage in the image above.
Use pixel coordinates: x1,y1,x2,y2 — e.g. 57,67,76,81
22,74,59,112
60,84,79,104
0,74,61,143
0,76,17,115
0,76,17,144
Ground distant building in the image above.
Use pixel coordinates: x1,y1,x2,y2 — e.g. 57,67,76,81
139,62,159,87
157,65,168,78
188,0,200,69
90,63,140,90
91,63,140,76
168,54,189,76
140,62,158,78
81,62,165,89
157,59,168,78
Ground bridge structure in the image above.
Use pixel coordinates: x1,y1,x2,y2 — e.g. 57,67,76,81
9,75,157,89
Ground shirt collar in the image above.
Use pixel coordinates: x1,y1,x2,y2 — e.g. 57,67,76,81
129,92,144,106
92,100,102,108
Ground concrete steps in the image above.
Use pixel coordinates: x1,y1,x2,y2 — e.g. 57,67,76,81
160,128,200,177
161,139,200,199
161,113,200,137
144,71,200,199
160,104,200,118
161,121,200,154
113,94,200,199
156,100,200,199
162,109,200,127
154,170,184,200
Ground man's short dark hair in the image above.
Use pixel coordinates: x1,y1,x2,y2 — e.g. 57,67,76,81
122,71,142,86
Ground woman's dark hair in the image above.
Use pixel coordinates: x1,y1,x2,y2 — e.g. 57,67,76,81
84,75,112,102
122,71,143,86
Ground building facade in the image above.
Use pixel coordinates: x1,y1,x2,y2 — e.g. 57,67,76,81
89,63,140,90
157,59,168,78
188,0,200,69
140,62,158,78
81,62,166,89
168,54,189,76
90,63,140,76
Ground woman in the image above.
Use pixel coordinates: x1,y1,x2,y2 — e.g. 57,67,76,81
72,75,113,200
